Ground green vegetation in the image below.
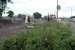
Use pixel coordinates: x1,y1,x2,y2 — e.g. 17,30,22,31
0,0,12,17
7,10,14,18
33,12,42,19
70,16,75,18
0,22,75,50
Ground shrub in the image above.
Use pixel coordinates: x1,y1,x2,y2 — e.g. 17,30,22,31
2,36,16,50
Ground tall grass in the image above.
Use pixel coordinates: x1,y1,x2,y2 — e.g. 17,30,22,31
0,22,73,50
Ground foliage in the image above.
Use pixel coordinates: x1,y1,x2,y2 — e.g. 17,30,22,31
17,14,26,18
0,9,3,17
0,0,12,17
44,16,48,20
57,5,61,11
7,10,14,18
70,16,75,18
0,22,73,50
0,36,16,50
33,12,42,19
69,36,75,50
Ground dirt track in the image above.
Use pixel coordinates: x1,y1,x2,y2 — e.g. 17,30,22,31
0,23,28,37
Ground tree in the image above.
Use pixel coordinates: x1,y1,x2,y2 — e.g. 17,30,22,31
33,12,42,19
18,14,23,18
70,16,75,18
7,10,14,18
0,0,12,17
0,9,3,18
44,16,48,20
57,5,61,11
17,14,26,18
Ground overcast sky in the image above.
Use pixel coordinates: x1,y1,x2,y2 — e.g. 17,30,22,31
3,0,75,17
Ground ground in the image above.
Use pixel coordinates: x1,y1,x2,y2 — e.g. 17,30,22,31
0,23,30,37
0,19,75,37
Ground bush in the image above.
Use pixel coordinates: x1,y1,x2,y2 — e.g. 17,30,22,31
69,36,75,50
2,36,16,50
0,22,72,50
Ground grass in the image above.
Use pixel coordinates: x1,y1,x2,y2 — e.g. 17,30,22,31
0,22,74,50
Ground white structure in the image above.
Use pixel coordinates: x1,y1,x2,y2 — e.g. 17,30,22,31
25,16,28,23
56,18,62,23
